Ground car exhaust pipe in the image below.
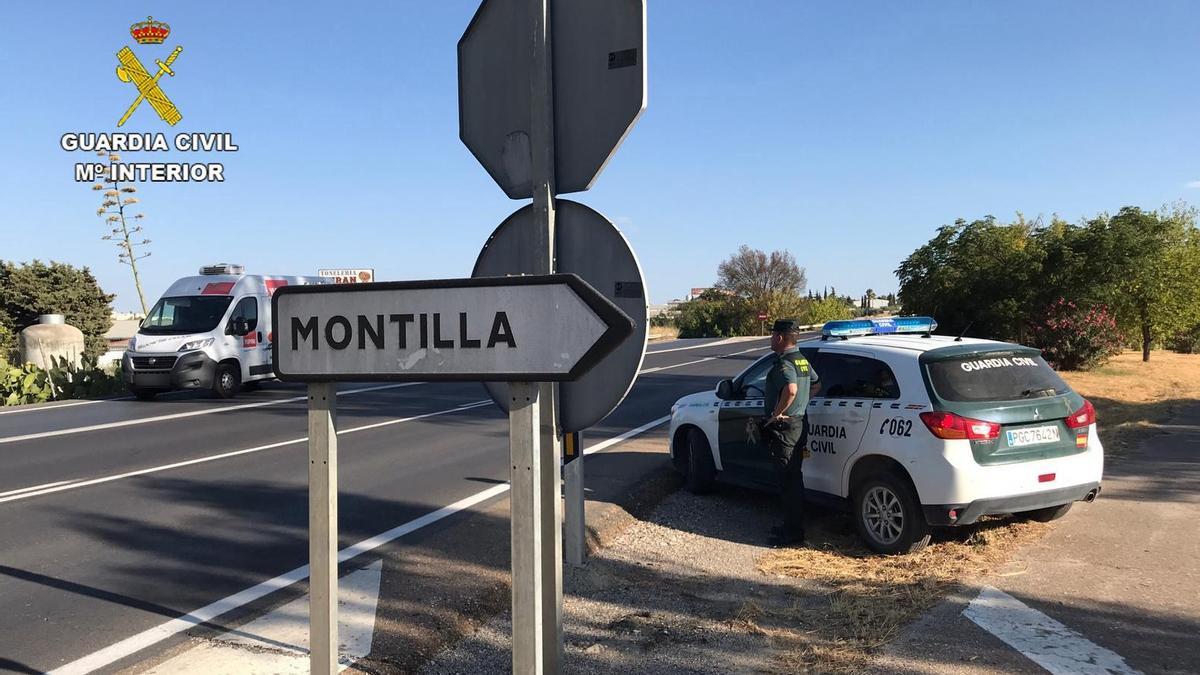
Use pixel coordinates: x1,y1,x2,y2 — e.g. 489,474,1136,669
1083,489,1098,503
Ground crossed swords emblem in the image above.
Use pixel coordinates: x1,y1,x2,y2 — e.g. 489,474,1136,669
115,45,183,127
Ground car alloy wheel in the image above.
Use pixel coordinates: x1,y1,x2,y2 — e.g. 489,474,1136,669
863,485,904,545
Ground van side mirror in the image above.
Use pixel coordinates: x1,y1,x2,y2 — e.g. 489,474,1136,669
228,317,249,336
716,379,735,400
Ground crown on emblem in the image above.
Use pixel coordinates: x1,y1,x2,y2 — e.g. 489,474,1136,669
130,16,170,45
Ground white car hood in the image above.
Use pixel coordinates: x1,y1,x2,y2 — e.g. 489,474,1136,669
132,333,207,353
673,391,715,408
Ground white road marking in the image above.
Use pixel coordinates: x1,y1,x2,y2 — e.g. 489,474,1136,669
644,337,764,354
0,398,128,416
0,341,759,417
638,345,768,373
963,586,1142,675
45,414,670,675
0,479,75,498
140,561,382,674
0,400,493,505
0,383,423,446
3,342,755,503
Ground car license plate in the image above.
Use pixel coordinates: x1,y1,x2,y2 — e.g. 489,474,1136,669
1006,425,1061,447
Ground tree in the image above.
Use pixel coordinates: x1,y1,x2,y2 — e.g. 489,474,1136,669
796,296,854,325
717,245,806,307
92,152,152,314
0,261,115,360
675,289,747,338
1073,206,1200,361
896,216,1045,342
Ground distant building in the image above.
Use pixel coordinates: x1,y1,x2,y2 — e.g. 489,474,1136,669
101,312,144,367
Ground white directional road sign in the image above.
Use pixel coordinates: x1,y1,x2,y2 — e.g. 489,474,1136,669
458,0,646,198
271,274,633,382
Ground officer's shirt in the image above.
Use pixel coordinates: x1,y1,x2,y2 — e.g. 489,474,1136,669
764,348,819,418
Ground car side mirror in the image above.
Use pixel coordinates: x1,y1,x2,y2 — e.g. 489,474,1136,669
716,379,734,400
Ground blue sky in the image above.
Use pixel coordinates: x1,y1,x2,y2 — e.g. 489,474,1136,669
2,1,1197,311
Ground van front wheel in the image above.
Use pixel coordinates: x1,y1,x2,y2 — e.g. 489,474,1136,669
213,363,240,399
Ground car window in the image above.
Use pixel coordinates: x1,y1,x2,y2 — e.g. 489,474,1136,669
926,352,1068,402
229,297,258,332
734,354,775,399
813,352,900,399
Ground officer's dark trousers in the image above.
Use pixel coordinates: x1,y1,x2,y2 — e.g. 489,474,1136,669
767,420,807,535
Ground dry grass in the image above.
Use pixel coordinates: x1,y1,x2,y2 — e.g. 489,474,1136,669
648,325,679,341
1059,350,1200,456
757,518,1051,672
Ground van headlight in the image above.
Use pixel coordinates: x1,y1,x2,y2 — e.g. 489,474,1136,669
178,337,214,352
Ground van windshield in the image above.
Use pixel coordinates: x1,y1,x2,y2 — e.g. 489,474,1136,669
925,351,1069,402
140,296,233,335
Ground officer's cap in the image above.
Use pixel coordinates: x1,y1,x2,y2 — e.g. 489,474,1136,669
770,319,802,334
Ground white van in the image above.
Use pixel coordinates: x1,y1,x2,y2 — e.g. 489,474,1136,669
122,264,330,399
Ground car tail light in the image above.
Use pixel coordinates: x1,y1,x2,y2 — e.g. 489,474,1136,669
1064,399,1096,429
919,411,1000,441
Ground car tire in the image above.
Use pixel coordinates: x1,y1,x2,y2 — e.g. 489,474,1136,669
131,387,158,401
684,428,717,494
854,473,931,555
213,363,240,399
1023,503,1072,522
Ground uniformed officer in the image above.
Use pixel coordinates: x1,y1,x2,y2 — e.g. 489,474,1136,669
763,318,820,546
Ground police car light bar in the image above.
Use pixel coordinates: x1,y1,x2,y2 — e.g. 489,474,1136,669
821,316,937,338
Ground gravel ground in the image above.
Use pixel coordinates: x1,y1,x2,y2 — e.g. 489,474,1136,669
421,486,817,674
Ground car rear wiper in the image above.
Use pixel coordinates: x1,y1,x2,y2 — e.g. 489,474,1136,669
1020,387,1058,398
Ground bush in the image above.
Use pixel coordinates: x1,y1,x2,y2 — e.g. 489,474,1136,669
0,319,14,363
1,361,55,406
676,293,746,338
1028,299,1123,371
796,296,854,325
46,355,127,399
0,260,116,360
1168,324,1200,354
0,355,126,406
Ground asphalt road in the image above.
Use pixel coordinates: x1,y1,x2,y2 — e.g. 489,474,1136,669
0,336,771,674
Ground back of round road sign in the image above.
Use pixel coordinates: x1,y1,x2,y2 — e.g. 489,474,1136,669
473,200,648,432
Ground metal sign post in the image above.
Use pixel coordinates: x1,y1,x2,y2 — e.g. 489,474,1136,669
530,0,564,669
272,275,632,675
307,382,338,675
564,431,586,566
458,0,645,669
508,381,545,673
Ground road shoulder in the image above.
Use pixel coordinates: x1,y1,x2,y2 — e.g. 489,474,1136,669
870,401,1200,674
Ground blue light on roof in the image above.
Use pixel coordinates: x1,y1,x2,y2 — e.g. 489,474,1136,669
822,319,874,337
893,316,938,333
821,316,938,338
